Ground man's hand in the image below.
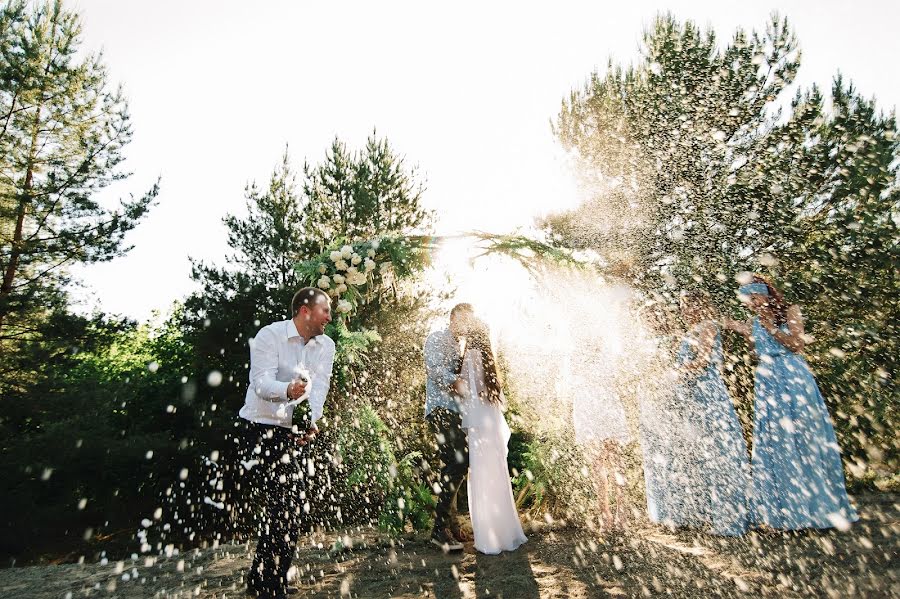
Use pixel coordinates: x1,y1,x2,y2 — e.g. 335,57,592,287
294,425,319,446
287,379,307,401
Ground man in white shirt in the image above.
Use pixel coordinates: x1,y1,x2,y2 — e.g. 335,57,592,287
239,287,335,599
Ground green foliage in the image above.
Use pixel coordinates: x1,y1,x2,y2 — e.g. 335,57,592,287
334,404,433,533
508,430,594,523
0,308,191,560
0,0,157,340
222,150,317,286
552,12,899,482
300,135,431,246
553,13,802,289
0,0,159,560
326,321,382,391
472,232,586,275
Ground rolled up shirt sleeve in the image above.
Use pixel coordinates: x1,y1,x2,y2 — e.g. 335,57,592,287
249,327,290,402
308,339,336,426
425,333,456,391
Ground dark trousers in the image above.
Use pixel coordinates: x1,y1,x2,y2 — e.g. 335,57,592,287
427,407,469,532
239,421,304,599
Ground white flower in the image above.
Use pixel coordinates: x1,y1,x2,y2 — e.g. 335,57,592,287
337,299,352,314
335,259,349,271
317,263,327,274
348,272,367,286
329,250,343,263
364,258,376,272
317,275,330,289
366,249,376,259
340,245,353,259
335,283,347,293
346,266,358,276
331,274,345,284
371,240,380,250
351,253,362,266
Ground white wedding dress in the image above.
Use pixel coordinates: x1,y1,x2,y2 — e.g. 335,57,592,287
459,349,528,555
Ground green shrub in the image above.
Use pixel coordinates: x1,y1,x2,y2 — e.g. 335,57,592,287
333,404,434,534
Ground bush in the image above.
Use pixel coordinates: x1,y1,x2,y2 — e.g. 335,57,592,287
334,404,434,534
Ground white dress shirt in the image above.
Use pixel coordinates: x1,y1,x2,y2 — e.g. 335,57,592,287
238,318,336,429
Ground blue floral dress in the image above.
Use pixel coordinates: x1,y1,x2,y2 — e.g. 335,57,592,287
749,318,858,529
672,323,750,536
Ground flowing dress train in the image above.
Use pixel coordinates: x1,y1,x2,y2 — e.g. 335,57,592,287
459,349,528,554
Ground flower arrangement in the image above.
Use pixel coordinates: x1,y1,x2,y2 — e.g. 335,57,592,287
295,236,427,319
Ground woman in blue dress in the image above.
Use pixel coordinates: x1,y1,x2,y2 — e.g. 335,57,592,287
725,275,858,530
672,291,750,536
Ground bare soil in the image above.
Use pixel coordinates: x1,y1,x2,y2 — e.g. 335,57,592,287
1,493,897,598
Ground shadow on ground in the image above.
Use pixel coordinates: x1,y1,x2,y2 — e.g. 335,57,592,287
0,493,897,598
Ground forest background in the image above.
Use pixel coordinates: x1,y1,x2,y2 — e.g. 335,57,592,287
0,0,896,563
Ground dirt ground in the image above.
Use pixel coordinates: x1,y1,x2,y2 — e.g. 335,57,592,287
1,493,897,598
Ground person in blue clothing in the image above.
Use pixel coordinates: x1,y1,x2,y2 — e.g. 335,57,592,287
724,275,858,530
672,290,750,536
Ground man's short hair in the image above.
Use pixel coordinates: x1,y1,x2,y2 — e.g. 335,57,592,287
450,303,474,319
291,287,329,316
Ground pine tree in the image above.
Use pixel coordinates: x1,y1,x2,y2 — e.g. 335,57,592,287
553,13,800,292
302,133,429,247
0,0,157,340
552,12,899,477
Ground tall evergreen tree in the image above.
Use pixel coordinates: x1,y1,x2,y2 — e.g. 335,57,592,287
171,136,433,537
552,13,899,477
553,13,800,290
301,134,429,248
0,0,157,342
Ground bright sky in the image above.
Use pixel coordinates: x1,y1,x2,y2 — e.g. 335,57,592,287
69,0,900,321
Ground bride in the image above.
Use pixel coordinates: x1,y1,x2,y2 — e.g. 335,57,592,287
453,316,527,555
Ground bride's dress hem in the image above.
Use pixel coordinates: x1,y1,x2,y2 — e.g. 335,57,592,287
475,536,528,556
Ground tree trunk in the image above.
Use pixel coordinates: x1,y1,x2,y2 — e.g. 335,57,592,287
0,106,41,337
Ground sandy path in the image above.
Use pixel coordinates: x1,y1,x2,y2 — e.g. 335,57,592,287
2,493,897,598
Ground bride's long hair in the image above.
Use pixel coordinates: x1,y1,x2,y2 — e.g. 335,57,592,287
457,318,503,404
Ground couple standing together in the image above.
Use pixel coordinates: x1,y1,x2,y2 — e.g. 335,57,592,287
424,303,528,555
